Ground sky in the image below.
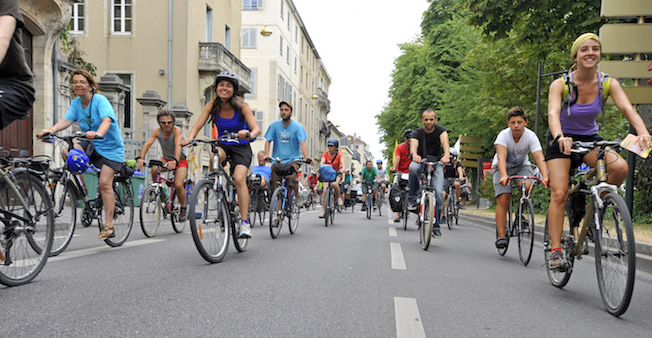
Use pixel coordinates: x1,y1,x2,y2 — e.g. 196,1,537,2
291,0,431,162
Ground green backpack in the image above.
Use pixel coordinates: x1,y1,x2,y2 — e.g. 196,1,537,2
560,71,612,125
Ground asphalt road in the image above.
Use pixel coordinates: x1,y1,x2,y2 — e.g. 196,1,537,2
3,203,652,337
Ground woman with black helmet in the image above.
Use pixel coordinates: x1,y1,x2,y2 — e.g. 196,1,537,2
319,138,345,218
183,71,261,238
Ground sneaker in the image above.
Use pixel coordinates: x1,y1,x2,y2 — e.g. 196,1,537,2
239,221,252,238
373,206,377,211
393,216,401,223
179,206,187,222
432,228,442,238
495,237,508,248
338,198,344,207
548,250,566,271
361,205,367,211
441,215,447,223
408,200,418,211
271,218,280,228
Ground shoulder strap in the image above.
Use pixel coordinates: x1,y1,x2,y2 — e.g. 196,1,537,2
598,72,611,127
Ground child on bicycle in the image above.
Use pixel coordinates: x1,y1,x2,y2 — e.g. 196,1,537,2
493,106,548,249
38,69,126,240
182,71,261,239
136,110,189,221
359,160,378,212
442,149,465,223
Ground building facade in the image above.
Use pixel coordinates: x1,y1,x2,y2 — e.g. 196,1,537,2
241,0,331,160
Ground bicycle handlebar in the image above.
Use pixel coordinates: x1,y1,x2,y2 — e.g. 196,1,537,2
547,133,621,154
507,175,544,185
184,132,245,149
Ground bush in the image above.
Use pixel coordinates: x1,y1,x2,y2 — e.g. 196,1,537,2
480,172,495,206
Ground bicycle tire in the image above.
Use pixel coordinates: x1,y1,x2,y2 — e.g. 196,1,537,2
323,188,330,227
402,192,408,231
269,187,284,238
517,199,535,266
169,186,187,233
0,171,54,286
248,188,257,227
420,193,434,250
104,180,133,247
189,180,230,263
366,194,372,220
256,191,267,227
140,186,161,237
447,194,454,230
378,193,383,216
329,188,335,225
288,194,300,234
231,203,248,252
543,213,574,288
49,180,77,256
595,192,635,316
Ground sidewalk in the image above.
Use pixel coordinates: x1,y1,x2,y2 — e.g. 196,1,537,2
460,209,652,275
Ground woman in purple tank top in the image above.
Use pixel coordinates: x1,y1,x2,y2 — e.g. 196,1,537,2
183,71,261,239
544,33,651,270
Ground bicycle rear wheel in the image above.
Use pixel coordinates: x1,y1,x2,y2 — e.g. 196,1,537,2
517,199,535,266
288,194,300,234
420,193,434,250
402,193,408,231
329,188,335,225
170,189,186,233
104,180,134,247
269,187,284,238
140,186,161,237
447,194,454,230
50,179,76,256
231,204,248,252
595,192,635,316
543,213,574,288
189,180,229,263
0,171,54,286
366,195,372,219
378,193,383,216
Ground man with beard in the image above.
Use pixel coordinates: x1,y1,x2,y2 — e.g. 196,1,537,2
264,101,313,193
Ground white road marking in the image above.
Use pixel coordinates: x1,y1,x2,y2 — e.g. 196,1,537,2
48,238,165,262
394,297,426,338
390,242,406,270
389,227,397,237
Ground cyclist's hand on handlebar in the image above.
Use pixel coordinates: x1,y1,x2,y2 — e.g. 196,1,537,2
499,175,509,186
85,130,102,139
166,161,177,170
181,138,191,146
305,157,313,164
441,156,450,164
411,154,421,163
37,129,54,138
136,158,145,172
237,129,251,140
542,177,550,188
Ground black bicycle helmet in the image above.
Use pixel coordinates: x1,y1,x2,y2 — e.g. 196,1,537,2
214,71,239,94
327,138,339,147
403,129,413,139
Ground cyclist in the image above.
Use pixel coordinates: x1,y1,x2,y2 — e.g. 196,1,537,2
182,71,261,239
250,150,271,190
441,149,465,223
408,109,450,238
545,33,651,269
305,170,319,204
264,100,313,194
319,138,345,218
359,160,378,212
136,110,188,221
38,69,126,240
0,0,35,130
458,166,471,208
493,106,548,249
389,129,413,222
375,159,389,206
342,168,353,209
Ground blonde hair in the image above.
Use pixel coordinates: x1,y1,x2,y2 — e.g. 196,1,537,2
570,33,601,71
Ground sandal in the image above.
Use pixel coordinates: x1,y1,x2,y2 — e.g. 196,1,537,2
318,214,325,219
99,224,115,240
495,237,508,249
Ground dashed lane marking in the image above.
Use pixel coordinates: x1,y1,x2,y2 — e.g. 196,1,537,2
394,297,426,338
390,242,406,270
389,227,397,237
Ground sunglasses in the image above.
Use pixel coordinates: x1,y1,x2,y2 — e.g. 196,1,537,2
160,120,174,125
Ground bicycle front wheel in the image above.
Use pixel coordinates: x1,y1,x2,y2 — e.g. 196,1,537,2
50,180,77,256
420,193,434,250
105,180,134,247
288,194,300,234
170,190,186,233
446,195,454,230
329,189,335,225
517,199,535,266
0,171,54,286
189,180,230,263
595,192,635,316
140,186,161,237
366,195,372,220
231,204,248,253
269,187,284,238
543,213,574,288
378,194,383,216
402,193,409,231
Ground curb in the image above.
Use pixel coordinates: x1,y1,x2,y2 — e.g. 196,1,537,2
460,210,652,275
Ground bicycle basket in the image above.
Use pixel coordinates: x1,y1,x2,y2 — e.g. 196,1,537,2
273,163,296,177
319,164,337,182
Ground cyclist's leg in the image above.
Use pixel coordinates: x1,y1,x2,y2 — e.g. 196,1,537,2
150,165,159,184
333,176,343,205
320,182,329,216
233,164,250,222
174,165,188,208
433,165,444,225
407,161,421,206
454,179,461,201
582,148,628,186
495,193,510,238
547,158,571,250
98,164,117,235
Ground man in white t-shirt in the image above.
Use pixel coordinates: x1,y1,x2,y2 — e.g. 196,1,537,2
492,107,549,249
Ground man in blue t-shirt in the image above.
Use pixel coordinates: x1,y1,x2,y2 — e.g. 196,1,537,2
251,150,272,189
264,101,313,192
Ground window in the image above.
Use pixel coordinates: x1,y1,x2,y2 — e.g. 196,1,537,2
241,28,257,48
280,1,284,18
295,24,298,43
294,57,297,74
287,13,291,30
286,46,289,64
70,1,85,33
116,74,133,128
245,69,257,98
300,66,303,83
111,0,132,34
255,110,264,132
279,36,283,56
205,6,213,42
288,84,293,103
243,0,263,10
225,26,231,51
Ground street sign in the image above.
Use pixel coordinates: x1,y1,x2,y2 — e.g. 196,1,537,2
601,0,652,18
600,60,652,79
600,24,652,54
606,87,652,105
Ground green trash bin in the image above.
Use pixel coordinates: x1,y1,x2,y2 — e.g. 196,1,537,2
131,171,146,206
78,169,99,207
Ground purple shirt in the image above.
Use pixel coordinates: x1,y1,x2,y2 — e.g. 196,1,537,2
560,72,604,135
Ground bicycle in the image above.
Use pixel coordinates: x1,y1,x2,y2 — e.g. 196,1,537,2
377,181,386,216
361,181,375,220
544,136,635,316
246,172,268,227
267,157,309,238
496,175,542,266
444,178,459,230
321,177,337,227
139,159,188,237
416,160,442,251
187,133,248,263
394,173,410,231
40,132,134,248
0,154,55,286
305,189,316,210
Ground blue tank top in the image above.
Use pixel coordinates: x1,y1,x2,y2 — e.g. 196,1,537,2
214,110,251,145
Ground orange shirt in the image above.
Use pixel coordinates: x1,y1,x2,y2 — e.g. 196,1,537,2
322,151,342,171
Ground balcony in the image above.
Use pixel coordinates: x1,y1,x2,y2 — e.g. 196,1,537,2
198,42,252,94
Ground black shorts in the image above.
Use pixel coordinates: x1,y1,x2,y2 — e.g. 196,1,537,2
78,140,123,172
544,131,603,168
0,83,34,130
218,142,252,169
